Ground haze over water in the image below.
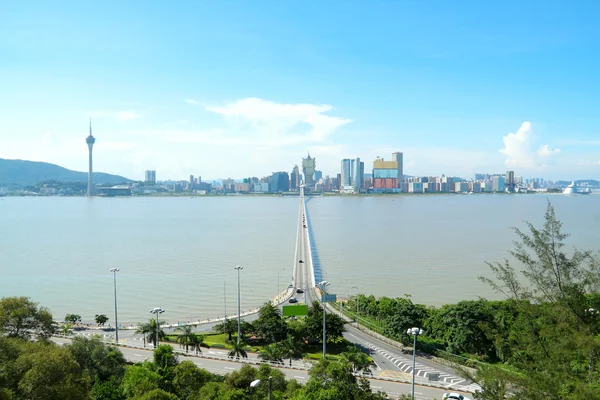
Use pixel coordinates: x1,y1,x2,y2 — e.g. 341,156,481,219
1,194,598,324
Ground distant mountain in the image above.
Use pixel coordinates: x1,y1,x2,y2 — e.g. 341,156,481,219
0,158,132,188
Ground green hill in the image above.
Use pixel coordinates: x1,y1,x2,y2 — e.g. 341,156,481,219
0,158,132,188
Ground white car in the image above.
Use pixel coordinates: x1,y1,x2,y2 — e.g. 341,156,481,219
442,393,472,400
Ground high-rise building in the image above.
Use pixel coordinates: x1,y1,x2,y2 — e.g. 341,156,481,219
372,155,399,190
302,153,316,186
340,159,352,186
392,152,403,184
353,158,364,191
340,158,364,191
291,165,300,190
271,171,290,193
505,170,515,192
86,119,96,196
145,170,156,184
314,170,323,182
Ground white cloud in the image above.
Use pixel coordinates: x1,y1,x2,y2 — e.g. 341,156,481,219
205,98,352,143
537,144,560,157
185,99,200,106
499,122,560,170
90,110,142,122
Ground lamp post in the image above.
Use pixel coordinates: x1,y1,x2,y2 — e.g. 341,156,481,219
318,281,330,358
234,265,243,344
407,327,424,399
109,268,120,344
150,307,165,348
223,279,230,319
277,267,285,302
250,376,272,400
351,286,359,327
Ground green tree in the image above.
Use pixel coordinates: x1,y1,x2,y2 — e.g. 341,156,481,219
479,201,600,398
188,333,205,355
175,325,196,352
91,378,126,400
193,381,224,400
253,302,289,344
67,336,126,383
258,343,285,364
281,334,304,366
121,364,161,398
0,296,54,339
95,314,109,326
16,344,91,400
213,319,237,341
136,319,165,348
299,359,386,400
228,340,248,360
340,345,372,373
224,364,256,390
173,361,213,399
135,388,178,400
305,301,345,344
64,313,82,325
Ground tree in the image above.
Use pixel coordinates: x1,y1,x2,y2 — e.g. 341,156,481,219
136,388,178,400
281,334,304,366
299,359,386,400
90,379,125,400
253,302,289,344
305,301,346,344
0,296,54,339
16,344,91,400
95,314,109,326
188,333,205,355
173,361,213,399
136,319,165,348
66,336,126,383
175,325,195,352
479,201,600,398
340,345,372,373
228,340,248,360
64,314,81,325
258,343,285,364
213,319,237,341
121,364,161,398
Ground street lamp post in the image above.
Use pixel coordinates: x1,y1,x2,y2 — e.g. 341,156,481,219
150,307,165,348
223,279,229,319
250,376,272,400
234,265,243,344
407,327,424,399
109,268,120,344
352,286,359,327
318,281,330,358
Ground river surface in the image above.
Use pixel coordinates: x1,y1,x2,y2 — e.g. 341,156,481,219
0,194,598,324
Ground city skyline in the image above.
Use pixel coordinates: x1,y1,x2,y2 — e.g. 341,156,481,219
1,1,600,180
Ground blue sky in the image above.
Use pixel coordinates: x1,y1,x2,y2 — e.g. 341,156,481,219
1,1,599,181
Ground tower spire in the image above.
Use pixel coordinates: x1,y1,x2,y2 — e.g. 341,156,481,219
89,118,92,136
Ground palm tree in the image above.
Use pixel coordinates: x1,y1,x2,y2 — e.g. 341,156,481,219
259,343,285,364
228,340,248,360
135,319,165,348
282,334,303,366
340,345,372,373
175,325,196,352
189,334,205,355
214,318,237,341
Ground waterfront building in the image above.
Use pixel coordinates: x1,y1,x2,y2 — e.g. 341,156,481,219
302,153,316,186
234,182,251,193
271,171,290,193
145,170,156,184
290,165,300,190
492,176,506,192
314,170,323,182
505,170,516,192
85,119,96,196
372,156,399,191
341,158,365,192
392,151,404,183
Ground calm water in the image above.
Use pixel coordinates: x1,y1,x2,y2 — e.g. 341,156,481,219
1,194,598,324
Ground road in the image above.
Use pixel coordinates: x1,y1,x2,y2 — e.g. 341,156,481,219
53,337,464,400
71,187,476,395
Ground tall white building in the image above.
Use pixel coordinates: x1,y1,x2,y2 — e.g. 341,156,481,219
340,158,364,191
